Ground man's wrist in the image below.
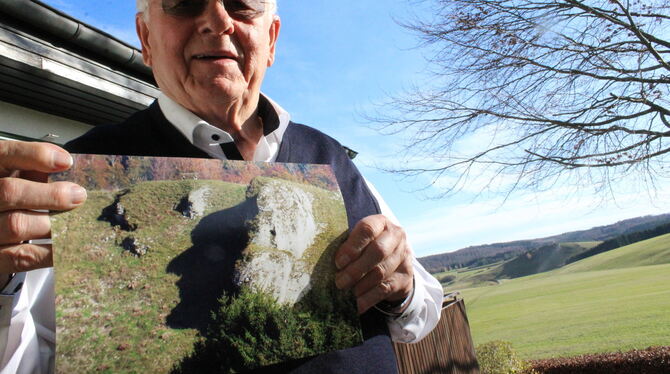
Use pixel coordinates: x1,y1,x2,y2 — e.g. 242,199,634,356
374,277,415,318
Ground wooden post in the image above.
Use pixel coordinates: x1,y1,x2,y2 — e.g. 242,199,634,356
393,293,479,374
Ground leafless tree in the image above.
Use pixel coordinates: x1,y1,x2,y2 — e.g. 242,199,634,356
376,0,670,197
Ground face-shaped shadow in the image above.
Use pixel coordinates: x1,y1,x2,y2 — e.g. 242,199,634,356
165,198,258,333
169,229,360,374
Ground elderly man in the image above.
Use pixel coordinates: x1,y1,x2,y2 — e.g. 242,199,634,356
0,0,442,372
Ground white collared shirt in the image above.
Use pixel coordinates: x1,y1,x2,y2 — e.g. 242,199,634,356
158,94,290,162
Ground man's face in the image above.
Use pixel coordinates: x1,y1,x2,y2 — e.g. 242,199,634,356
136,0,280,118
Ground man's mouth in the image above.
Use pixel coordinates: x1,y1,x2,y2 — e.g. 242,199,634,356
193,53,237,61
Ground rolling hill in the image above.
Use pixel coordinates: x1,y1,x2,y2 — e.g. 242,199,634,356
498,241,599,278
556,233,670,274
439,231,670,291
419,213,670,273
438,242,599,290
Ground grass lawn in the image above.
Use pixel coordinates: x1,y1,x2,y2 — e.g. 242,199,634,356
460,234,670,359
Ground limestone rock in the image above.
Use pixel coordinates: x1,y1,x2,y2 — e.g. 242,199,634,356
236,178,325,305
235,251,312,305
175,186,211,219
248,178,321,258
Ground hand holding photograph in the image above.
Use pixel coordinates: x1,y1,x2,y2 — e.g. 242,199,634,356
50,154,362,373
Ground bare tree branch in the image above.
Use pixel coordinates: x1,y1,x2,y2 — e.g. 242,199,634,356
373,0,670,197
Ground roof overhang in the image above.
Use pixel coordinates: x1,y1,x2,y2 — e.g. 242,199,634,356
0,0,160,127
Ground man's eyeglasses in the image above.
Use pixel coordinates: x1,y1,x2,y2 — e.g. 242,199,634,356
162,0,267,20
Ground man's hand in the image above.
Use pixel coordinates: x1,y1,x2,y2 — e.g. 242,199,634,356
0,141,86,277
335,215,414,314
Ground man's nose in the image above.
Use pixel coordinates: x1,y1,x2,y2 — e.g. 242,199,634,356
196,0,234,35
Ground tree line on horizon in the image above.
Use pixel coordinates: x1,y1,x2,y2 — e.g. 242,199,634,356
50,155,341,192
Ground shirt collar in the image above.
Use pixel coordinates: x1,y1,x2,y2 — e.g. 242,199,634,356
157,93,290,162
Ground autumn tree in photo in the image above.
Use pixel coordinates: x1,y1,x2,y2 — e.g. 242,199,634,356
378,0,670,196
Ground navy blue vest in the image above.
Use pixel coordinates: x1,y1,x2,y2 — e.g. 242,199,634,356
65,102,399,374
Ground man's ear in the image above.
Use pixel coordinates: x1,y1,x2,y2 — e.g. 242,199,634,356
136,13,153,67
266,15,281,67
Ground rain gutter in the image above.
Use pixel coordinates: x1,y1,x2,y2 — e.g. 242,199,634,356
0,0,152,79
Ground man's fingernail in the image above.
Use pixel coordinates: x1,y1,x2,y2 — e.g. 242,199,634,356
335,272,351,289
70,186,87,205
335,254,350,270
53,152,73,169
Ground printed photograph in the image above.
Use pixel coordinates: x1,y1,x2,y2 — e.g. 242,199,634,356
50,154,362,373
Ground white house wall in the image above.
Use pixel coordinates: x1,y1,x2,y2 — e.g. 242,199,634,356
0,100,90,145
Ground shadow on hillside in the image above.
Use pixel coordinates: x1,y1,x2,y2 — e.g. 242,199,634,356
165,197,258,333
169,229,367,374
97,189,135,231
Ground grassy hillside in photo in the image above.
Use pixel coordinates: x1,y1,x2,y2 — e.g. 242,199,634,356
460,234,670,359
53,180,248,373
52,176,356,374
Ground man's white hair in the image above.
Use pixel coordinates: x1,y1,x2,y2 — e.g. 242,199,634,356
136,0,278,16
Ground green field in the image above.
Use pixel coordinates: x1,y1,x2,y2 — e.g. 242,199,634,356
459,234,670,359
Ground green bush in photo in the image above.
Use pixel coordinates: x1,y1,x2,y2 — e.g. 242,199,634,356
172,287,361,373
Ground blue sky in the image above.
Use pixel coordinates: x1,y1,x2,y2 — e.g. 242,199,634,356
42,0,670,257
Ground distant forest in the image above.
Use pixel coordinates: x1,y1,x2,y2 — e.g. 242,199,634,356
419,213,670,273
51,155,340,192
